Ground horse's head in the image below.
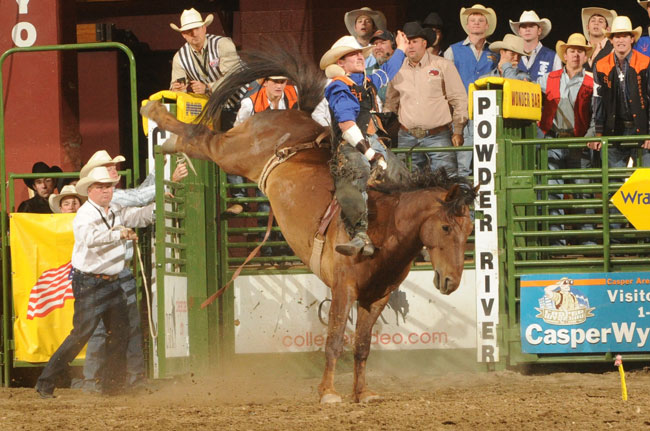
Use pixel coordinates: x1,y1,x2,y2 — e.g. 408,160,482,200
419,184,474,295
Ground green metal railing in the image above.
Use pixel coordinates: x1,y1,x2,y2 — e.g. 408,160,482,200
502,134,650,365
0,43,138,386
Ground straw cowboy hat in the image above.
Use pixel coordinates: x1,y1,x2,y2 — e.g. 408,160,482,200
170,8,214,32
76,166,120,196
24,161,62,190
460,4,497,37
489,34,527,56
344,7,387,38
320,35,373,79
639,1,650,10
509,11,552,40
605,16,642,42
555,33,594,63
80,150,125,179
581,7,617,41
48,184,86,213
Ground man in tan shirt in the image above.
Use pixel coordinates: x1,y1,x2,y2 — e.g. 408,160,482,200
385,22,468,175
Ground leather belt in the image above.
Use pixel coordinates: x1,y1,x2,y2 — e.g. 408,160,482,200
400,123,451,139
73,269,119,282
548,129,574,138
616,120,635,129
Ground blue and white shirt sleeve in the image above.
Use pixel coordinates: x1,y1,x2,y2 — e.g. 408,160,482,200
368,49,406,89
325,80,360,124
112,180,156,207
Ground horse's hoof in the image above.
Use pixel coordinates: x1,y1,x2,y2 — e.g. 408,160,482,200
320,393,342,404
161,135,178,154
358,391,381,403
140,100,158,118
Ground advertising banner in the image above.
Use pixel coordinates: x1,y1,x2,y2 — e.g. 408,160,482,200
521,272,650,353
234,270,476,354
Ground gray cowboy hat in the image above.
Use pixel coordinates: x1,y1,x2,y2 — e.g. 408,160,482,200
344,7,387,38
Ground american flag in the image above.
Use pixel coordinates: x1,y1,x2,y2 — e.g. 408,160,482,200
26,261,73,320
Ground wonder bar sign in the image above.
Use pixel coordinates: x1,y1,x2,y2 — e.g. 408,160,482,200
521,272,650,353
473,90,499,362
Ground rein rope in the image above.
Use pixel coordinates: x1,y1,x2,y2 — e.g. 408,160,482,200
201,129,331,309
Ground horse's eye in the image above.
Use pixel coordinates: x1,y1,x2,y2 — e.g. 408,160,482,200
442,225,451,233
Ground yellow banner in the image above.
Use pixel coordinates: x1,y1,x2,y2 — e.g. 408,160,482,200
469,77,542,121
611,168,650,230
10,213,84,363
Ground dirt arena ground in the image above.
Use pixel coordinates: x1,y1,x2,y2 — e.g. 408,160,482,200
2,357,650,430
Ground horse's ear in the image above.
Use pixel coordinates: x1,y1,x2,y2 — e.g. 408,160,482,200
444,184,460,203
473,184,480,194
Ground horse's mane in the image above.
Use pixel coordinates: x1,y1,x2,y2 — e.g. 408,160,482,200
199,39,326,128
397,168,477,216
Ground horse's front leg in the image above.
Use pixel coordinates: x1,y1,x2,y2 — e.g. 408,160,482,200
353,293,391,403
318,285,355,404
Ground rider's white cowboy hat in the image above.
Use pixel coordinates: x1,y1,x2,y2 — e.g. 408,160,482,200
489,34,527,56
509,10,552,40
344,7,387,39
556,33,594,63
48,184,86,213
80,150,125,179
320,35,373,79
170,8,214,32
581,7,617,41
605,16,642,42
76,166,120,196
460,4,497,37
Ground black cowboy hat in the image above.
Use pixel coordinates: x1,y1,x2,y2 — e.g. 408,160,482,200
423,12,444,29
403,21,437,47
24,162,62,191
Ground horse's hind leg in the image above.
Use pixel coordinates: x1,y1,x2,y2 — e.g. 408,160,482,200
352,293,391,403
319,286,355,404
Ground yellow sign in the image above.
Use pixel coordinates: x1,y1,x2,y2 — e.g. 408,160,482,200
141,90,209,135
611,169,650,230
469,77,542,121
10,213,85,362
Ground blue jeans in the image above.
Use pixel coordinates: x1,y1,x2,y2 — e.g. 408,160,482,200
397,128,456,175
36,272,128,395
458,120,473,177
82,268,143,390
547,146,595,246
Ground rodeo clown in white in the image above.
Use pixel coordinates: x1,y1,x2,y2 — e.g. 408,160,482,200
35,166,155,398
79,150,187,393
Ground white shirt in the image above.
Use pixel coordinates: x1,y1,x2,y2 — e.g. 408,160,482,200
72,198,154,275
234,96,288,126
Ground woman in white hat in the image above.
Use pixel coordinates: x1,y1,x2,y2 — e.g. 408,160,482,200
48,184,86,214
509,10,562,81
319,31,408,256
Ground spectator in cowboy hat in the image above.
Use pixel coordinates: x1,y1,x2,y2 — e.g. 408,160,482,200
581,7,617,68
385,21,467,176
635,1,650,56
344,7,387,68
17,161,62,213
49,184,86,214
444,4,498,178
423,12,445,56
510,10,562,81
538,33,597,246
481,35,530,80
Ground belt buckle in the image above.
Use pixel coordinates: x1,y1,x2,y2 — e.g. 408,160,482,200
410,127,426,139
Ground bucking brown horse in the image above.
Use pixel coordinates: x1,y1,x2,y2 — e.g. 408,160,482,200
141,44,476,403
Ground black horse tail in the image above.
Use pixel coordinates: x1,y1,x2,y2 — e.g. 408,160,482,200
198,38,326,128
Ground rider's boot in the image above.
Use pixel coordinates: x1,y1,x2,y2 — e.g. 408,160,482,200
335,232,375,256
